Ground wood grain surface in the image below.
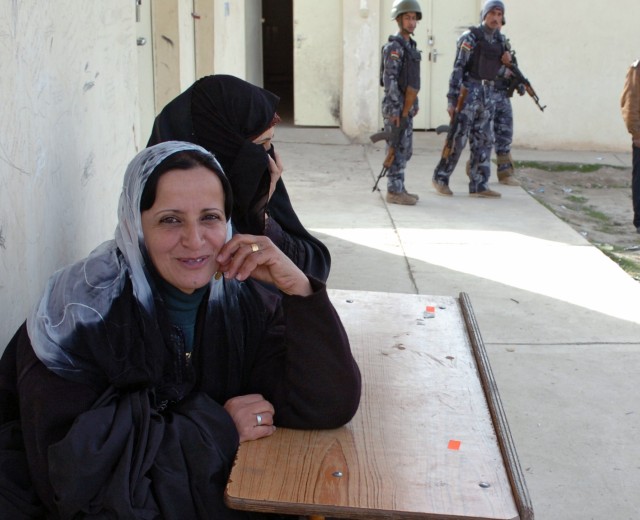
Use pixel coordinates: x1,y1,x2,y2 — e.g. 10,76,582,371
225,290,523,519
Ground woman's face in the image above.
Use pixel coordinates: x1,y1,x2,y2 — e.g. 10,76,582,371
252,126,275,151
141,166,228,294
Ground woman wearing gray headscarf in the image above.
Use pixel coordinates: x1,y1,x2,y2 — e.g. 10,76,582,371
0,142,361,519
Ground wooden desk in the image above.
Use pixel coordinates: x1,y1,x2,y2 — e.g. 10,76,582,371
225,290,533,519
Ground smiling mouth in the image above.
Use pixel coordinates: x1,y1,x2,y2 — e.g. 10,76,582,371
180,256,209,266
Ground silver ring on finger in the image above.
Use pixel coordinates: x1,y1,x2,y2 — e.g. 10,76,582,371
256,413,263,426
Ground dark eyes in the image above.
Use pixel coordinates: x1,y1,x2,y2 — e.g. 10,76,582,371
159,216,180,225
158,213,222,225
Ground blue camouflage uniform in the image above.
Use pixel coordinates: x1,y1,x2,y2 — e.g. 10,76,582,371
492,36,525,180
433,25,506,194
493,75,515,179
493,81,512,156
381,34,421,194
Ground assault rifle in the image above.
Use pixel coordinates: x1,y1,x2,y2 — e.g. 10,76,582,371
370,86,419,191
506,54,546,112
435,85,468,168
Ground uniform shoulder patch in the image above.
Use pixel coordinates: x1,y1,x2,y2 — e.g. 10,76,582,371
461,41,472,52
390,49,401,60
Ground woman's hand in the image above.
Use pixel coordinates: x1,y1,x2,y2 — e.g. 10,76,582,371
216,234,313,296
224,394,276,442
266,148,284,201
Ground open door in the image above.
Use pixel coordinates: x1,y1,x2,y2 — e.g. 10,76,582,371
292,0,341,126
263,0,294,123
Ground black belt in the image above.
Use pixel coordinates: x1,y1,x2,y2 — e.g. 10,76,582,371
467,77,495,86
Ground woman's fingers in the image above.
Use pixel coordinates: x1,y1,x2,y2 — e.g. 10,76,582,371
224,394,276,442
266,151,283,200
216,234,312,295
217,237,271,281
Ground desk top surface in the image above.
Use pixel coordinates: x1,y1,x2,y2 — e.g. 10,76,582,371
225,289,520,519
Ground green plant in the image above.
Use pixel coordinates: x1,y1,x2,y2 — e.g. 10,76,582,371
565,194,588,204
514,160,625,173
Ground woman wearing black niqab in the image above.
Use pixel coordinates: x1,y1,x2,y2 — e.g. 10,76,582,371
147,74,331,282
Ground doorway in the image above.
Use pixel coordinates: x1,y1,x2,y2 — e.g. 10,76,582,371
262,0,294,123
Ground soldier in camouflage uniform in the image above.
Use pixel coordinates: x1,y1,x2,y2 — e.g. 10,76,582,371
381,0,422,206
464,22,524,185
492,28,525,186
432,0,510,198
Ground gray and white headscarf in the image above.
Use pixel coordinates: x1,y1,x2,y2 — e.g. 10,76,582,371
27,141,231,381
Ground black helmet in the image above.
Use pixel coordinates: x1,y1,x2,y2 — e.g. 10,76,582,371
390,0,422,21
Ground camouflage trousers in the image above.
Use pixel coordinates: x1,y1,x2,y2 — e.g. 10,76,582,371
433,83,497,193
494,91,513,155
382,115,414,193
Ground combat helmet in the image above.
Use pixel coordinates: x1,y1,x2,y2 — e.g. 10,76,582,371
390,0,422,21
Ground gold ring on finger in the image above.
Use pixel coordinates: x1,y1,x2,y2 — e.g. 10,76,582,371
250,243,260,253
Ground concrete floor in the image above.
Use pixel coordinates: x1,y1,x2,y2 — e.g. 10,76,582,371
275,126,640,520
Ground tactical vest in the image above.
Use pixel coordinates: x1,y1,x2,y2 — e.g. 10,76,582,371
466,27,504,81
380,35,421,91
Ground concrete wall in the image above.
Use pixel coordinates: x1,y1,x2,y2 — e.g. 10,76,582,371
194,0,216,79
506,1,637,151
0,1,139,348
152,0,197,112
341,1,381,137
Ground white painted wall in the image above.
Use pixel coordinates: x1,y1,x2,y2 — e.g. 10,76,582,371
213,0,242,76
0,1,139,349
342,1,381,137
152,0,198,112
505,0,637,151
